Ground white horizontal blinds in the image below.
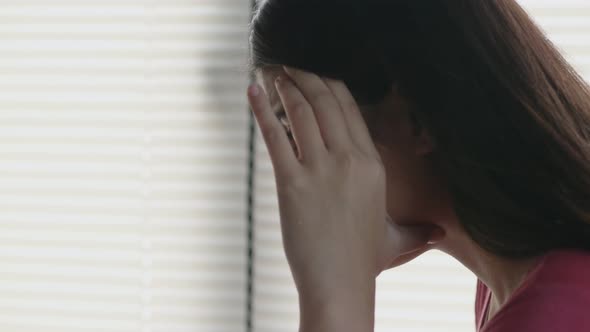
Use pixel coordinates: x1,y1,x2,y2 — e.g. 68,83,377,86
372,253,474,332
251,2,590,332
144,1,250,332
519,0,590,80
0,1,251,332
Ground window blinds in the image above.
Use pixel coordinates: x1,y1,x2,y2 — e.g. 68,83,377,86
251,1,590,332
0,1,251,332
0,1,588,332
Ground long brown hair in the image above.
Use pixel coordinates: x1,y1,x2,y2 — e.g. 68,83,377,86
249,0,590,258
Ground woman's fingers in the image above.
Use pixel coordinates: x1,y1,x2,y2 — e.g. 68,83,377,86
253,66,380,172
274,74,326,163
323,78,380,157
283,66,353,153
247,83,299,178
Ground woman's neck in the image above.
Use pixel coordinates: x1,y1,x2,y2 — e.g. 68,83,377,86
433,223,544,309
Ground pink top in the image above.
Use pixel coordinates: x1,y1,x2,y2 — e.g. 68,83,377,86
475,249,590,332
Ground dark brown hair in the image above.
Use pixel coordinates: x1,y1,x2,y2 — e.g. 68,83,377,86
249,0,590,258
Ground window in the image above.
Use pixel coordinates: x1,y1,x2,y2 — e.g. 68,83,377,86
0,1,251,331
0,1,587,331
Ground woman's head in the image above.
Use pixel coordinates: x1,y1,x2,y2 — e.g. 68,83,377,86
249,0,590,258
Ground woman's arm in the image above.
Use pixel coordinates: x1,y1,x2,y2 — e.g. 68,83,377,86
247,66,441,332
298,279,376,332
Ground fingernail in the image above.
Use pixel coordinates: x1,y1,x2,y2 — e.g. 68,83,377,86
248,83,260,97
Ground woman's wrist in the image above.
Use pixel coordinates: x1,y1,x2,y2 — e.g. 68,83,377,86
298,278,376,332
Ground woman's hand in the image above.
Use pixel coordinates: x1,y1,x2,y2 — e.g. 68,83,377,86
246,66,440,329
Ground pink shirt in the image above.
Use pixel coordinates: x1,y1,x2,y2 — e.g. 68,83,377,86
475,249,590,332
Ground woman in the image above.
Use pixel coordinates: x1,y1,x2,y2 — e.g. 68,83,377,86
246,0,590,331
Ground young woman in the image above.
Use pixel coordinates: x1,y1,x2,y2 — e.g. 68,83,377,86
246,0,590,331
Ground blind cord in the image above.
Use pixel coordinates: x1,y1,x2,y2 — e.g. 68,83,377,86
245,2,258,331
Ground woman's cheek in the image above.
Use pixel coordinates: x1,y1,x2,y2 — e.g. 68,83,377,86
378,145,425,221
